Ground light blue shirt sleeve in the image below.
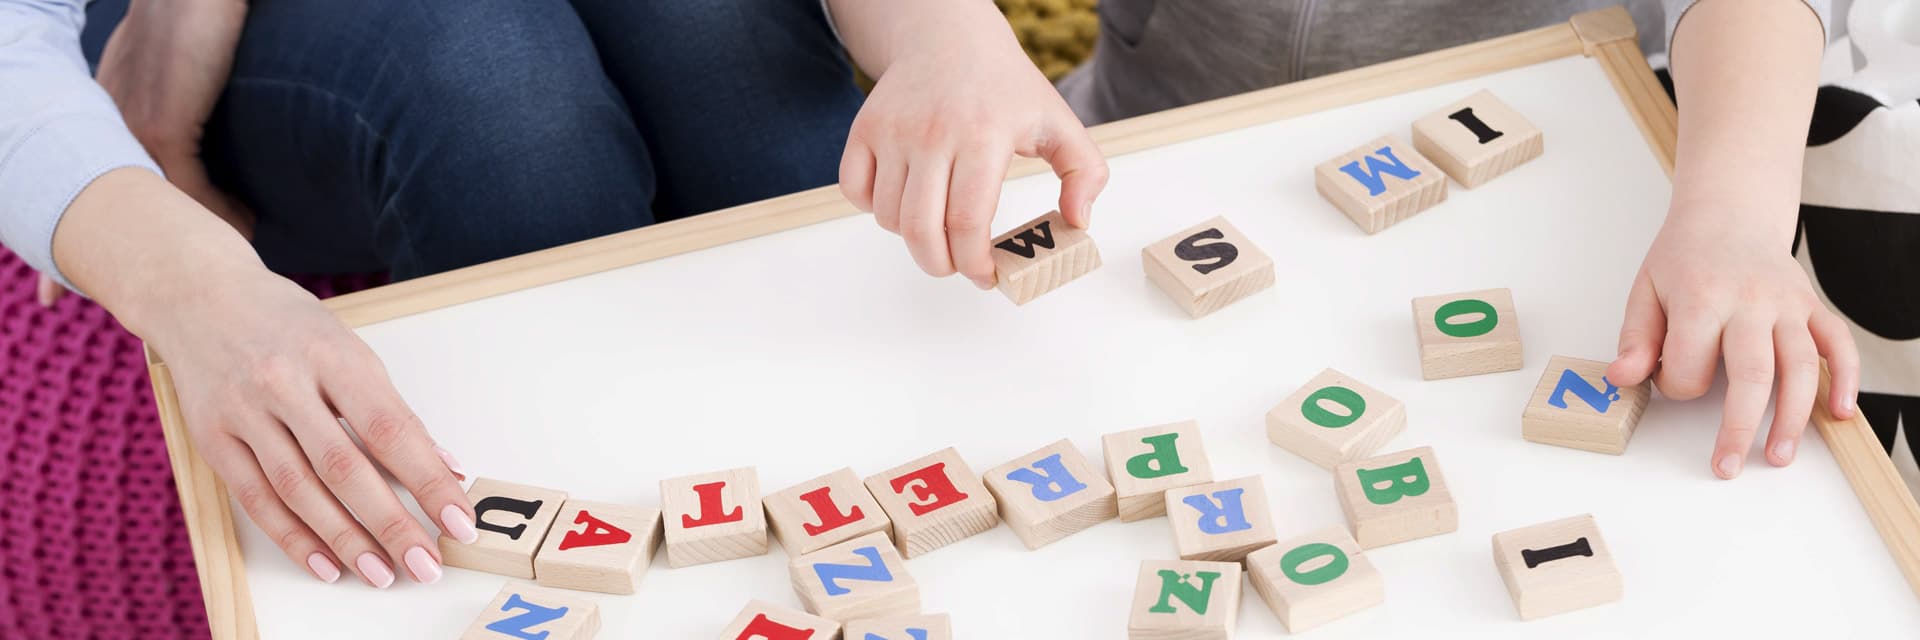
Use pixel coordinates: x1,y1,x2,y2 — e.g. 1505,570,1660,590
0,0,162,291
1666,0,1835,54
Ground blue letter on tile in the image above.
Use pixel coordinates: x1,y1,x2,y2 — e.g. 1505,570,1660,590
1182,488,1251,535
814,546,894,596
1547,369,1621,413
485,593,568,640
1005,453,1088,502
1338,146,1422,196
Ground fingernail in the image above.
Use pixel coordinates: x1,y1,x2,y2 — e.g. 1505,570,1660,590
356,552,395,589
1843,394,1857,417
1715,454,1743,479
403,546,442,584
1773,439,1797,464
441,504,479,544
435,446,468,481
306,553,340,584
972,277,994,291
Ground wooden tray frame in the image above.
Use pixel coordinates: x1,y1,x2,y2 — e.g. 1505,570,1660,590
143,8,1920,638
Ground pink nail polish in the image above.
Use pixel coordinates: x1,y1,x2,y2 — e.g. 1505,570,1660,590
435,446,468,481
404,546,442,584
306,553,340,584
1773,439,1797,463
441,504,479,544
356,552,395,589
1715,454,1743,479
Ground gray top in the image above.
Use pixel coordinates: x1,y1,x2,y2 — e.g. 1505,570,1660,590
1058,0,1839,124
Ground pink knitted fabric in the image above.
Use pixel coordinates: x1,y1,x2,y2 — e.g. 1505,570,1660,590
0,248,380,639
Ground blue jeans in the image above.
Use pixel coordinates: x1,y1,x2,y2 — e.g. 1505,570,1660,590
84,0,863,279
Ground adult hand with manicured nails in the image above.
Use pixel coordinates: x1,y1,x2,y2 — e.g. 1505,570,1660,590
52,169,478,588
831,0,1109,291
1605,0,1858,480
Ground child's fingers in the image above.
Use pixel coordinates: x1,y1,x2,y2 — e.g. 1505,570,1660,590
898,155,957,277
1606,271,1666,385
1038,116,1108,229
1713,315,1776,479
871,153,907,235
1652,309,1724,401
839,138,877,213
1810,309,1860,418
945,145,1012,290
1765,321,1819,466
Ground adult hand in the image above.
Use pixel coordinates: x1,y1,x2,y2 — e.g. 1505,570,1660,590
95,0,256,237
54,169,476,588
833,0,1108,290
1606,205,1858,479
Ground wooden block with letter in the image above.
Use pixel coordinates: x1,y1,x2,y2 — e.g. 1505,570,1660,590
1246,526,1384,632
659,467,767,568
844,613,951,640
1522,356,1651,455
460,582,599,640
533,499,661,594
1265,368,1405,469
1127,559,1242,640
1412,90,1544,188
990,209,1101,305
720,600,842,640
1141,217,1275,318
982,439,1118,549
1492,514,1622,620
790,531,919,622
765,468,892,557
863,448,999,558
1163,475,1277,563
1333,446,1458,548
440,478,568,579
1413,287,1524,379
1102,421,1215,522
1314,135,1447,234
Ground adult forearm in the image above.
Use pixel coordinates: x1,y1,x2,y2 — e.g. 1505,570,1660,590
1667,0,1824,241
825,0,1017,78
50,168,264,339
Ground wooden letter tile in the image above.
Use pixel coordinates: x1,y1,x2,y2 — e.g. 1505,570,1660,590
765,468,892,557
720,600,842,640
1141,216,1276,318
460,583,599,640
863,448,1000,558
1265,368,1405,469
982,439,1118,549
440,478,568,579
1412,90,1544,188
1102,421,1216,522
1246,526,1384,632
1163,475,1278,563
790,531,919,623
1412,287,1523,379
533,499,661,594
1492,514,1622,620
1127,559,1242,640
844,613,951,640
990,209,1101,305
660,467,768,568
1313,135,1447,234
1333,446,1458,548
1522,356,1652,455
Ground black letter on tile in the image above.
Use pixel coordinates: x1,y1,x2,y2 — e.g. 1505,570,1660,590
995,221,1057,259
1522,537,1594,568
473,497,543,539
1173,228,1239,275
1449,107,1505,144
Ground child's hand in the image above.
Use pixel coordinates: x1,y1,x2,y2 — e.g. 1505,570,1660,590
833,1,1108,290
1606,204,1859,479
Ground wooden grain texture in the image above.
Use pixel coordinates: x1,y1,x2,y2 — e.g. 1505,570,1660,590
148,360,258,640
719,600,842,640
1576,7,1677,176
789,531,919,622
1490,514,1621,620
1140,216,1275,318
1163,476,1278,563
1334,446,1459,549
1412,288,1524,380
1520,355,1651,455
1265,368,1406,469
459,583,600,640
1816,366,1920,600
533,500,661,595
1127,559,1242,640
990,209,1102,305
1412,90,1545,188
981,439,1117,549
659,467,768,568
441,478,569,579
1102,421,1216,522
764,468,892,557
1313,135,1449,234
863,448,1001,558
1246,526,1384,633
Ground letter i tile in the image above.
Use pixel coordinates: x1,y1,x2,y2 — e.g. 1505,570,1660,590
1492,514,1622,620
660,467,768,568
